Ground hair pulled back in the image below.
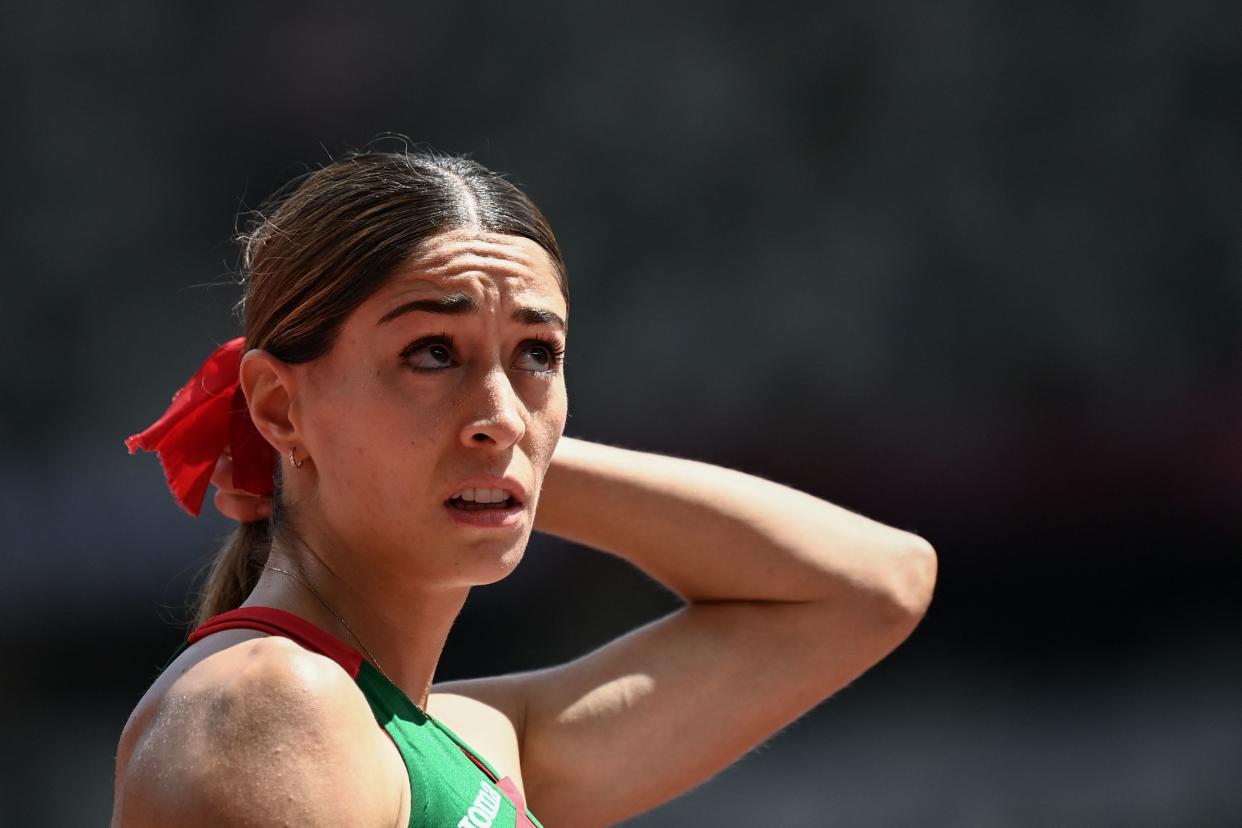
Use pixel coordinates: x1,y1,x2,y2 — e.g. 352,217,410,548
194,149,568,625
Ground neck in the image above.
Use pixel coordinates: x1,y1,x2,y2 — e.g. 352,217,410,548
244,542,469,711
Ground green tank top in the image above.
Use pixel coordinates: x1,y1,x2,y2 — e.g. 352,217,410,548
181,607,544,828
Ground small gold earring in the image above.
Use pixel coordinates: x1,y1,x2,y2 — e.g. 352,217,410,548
289,446,305,469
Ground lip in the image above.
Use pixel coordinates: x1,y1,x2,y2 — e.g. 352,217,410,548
442,475,528,531
443,475,529,506
442,499,526,529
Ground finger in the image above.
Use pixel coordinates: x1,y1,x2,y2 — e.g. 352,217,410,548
213,488,271,523
211,453,236,492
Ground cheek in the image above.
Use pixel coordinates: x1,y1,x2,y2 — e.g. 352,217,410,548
531,385,569,466
306,385,420,493
336,401,454,491
312,412,383,501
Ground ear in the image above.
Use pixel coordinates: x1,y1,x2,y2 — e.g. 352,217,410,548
239,349,302,452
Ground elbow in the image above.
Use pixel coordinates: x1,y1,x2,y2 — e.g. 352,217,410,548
886,533,938,623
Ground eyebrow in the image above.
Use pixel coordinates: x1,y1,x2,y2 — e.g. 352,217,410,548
376,291,566,332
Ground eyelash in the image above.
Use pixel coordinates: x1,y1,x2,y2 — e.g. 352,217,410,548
399,332,567,375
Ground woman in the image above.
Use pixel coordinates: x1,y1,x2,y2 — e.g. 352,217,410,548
113,149,937,827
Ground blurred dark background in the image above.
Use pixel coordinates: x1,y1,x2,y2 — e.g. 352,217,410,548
2,1,1240,825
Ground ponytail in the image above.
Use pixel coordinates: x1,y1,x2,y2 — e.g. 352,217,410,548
193,520,272,626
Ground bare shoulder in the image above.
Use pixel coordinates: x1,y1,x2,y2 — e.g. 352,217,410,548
113,634,407,828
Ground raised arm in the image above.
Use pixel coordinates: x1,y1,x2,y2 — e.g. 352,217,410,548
514,436,937,826
204,438,937,826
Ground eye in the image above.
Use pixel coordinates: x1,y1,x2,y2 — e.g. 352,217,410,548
515,336,566,374
400,334,456,372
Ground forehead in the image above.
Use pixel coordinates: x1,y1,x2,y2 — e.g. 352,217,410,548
373,231,566,315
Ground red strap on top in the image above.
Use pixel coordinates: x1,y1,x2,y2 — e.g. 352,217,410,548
188,606,364,678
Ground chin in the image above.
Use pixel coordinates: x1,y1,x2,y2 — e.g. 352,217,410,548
450,534,531,588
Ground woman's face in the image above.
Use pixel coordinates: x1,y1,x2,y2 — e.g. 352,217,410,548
285,230,568,589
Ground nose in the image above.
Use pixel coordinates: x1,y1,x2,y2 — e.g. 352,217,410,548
460,367,527,450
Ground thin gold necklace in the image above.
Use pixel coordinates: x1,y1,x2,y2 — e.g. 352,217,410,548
263,554,436,721
263,563,397,686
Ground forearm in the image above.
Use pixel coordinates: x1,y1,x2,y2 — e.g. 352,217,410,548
533,437,936,613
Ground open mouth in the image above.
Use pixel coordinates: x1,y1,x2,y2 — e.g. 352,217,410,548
444,484,523,512
445,494,518,511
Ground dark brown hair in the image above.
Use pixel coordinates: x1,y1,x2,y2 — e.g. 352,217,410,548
194,149,568,625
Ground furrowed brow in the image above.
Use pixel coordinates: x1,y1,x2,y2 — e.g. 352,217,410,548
377,292,480,324
513,306,567,332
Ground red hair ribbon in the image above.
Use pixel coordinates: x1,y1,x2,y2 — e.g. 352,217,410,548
125,337,275,516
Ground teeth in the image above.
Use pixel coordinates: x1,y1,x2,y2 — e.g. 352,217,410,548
451,487,511,504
